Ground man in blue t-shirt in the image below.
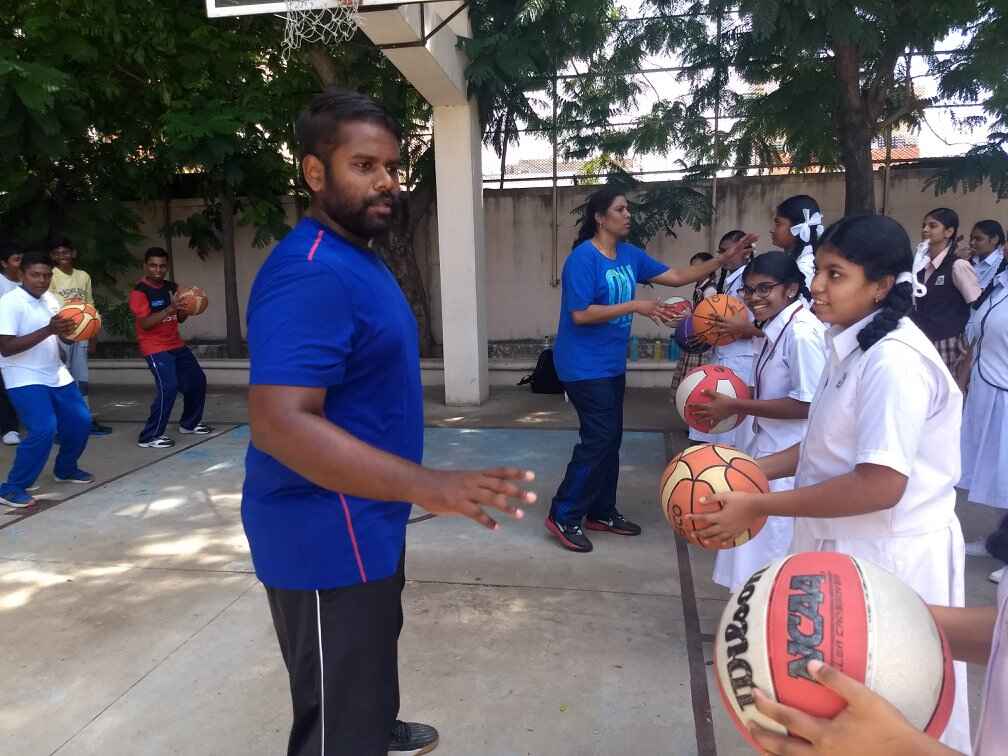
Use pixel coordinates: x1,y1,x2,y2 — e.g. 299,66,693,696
244,89,536,756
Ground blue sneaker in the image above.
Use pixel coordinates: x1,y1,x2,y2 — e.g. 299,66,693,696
0,489,35,508
54,469,95,484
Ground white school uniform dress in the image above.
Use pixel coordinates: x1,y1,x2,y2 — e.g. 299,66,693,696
713,300,827,590
688,265,754,446
960,269,1008,509
974,246,1004,291
790,312,971,754
974,575,1008,755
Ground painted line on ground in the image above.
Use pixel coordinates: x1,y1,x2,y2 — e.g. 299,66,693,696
0,426,243,533
666,432,717,756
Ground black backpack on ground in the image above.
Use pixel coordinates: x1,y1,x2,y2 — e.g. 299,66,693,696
519,348,565,394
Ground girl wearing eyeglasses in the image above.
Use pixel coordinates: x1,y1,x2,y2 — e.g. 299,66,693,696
689,251,827,591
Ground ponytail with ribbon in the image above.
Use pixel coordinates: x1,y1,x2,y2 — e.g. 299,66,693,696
790,208,825,259
777,195,824,261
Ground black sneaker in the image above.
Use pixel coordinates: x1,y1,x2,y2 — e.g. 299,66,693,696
389,720,439,754
586,511,642,536
545,515,594,552
90,421,113,436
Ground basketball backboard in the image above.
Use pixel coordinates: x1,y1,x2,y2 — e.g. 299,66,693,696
205,0,471,39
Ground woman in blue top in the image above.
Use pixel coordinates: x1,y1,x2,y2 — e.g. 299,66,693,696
546,187,755,552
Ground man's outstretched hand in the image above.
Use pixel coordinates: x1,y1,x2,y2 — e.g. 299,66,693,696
412,467,537,530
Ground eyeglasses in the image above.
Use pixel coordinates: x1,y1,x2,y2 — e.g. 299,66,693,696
741,282,785,298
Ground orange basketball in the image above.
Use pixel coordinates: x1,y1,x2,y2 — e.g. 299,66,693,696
57,302,101,342
176,286,208,316
692,294,747,346
660,443,769,549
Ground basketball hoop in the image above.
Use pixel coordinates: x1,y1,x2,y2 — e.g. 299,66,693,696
281,0,361,63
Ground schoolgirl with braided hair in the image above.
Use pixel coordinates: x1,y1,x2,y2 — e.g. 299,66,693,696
687,214,972,753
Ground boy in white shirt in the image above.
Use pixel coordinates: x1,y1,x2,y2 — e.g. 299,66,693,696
0,251,94,508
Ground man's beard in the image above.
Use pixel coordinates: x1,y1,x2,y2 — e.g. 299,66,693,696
319,191,400,240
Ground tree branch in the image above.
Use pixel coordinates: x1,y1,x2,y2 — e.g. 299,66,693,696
304,44,343,87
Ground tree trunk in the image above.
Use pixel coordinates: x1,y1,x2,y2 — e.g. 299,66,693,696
837,124,876,216
306,44,341,87
163,197,175,281
374,187,437,356
220,192,244,357
833,44,877,215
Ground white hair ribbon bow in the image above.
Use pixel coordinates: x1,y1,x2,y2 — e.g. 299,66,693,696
897,247,930,300
790,209,825,257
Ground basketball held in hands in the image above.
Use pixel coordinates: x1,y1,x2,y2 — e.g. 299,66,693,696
692,294,746,346
57,302,101,342
176,286,208,316
675,365,750,434
660,443,769,549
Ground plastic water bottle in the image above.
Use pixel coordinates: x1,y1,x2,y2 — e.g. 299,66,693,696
668,335,680,361
629,336,639,361
654,339,664,361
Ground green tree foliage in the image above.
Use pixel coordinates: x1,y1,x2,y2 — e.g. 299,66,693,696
927,0,1008,200
564,1,983,215
463,0,713,241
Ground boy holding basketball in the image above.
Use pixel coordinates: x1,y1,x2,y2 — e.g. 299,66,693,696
0,251,93,508
129,247,212,449
48,235,113,436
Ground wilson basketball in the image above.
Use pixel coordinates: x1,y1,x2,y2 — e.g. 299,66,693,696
659,443,768,549
57,302,101,342
662,296,693,318
674,316,710,355
176,286,208,316
715,552,954,750
675,365,750,434
692,294,746,346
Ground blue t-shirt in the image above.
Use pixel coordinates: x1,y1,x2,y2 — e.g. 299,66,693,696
552,240,668,382
242,218,423,590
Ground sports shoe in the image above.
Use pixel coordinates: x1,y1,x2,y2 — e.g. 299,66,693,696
179,423,214,435
990,566,1005,584
545,515,593,552
138,436,175,449
2,431,20,445
90,421,113,436
0,489,35,508
54,469,95,484
389,720,439,754
586,511,643,536
965,539,991,557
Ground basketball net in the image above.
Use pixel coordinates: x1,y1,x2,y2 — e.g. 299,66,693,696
281,0,361,63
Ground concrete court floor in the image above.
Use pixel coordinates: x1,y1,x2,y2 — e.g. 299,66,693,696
0,385,999,756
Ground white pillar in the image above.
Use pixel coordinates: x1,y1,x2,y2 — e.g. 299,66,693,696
432,102,488,405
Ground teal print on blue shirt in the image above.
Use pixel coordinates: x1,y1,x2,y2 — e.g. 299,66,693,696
605,265,637,326
552,240,669,382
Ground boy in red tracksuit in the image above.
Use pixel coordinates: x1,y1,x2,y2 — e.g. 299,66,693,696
128,247,212,448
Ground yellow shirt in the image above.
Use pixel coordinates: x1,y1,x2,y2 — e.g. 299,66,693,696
49,268,93,306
